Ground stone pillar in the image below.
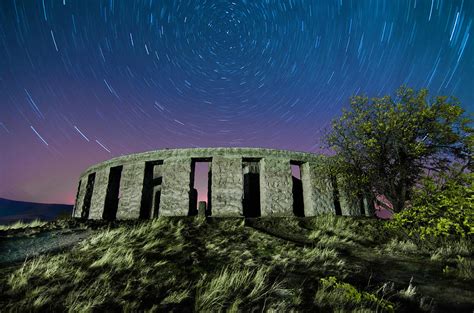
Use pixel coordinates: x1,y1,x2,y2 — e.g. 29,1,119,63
300,163,315,216
116,162,146,219
160,157,192,216
337,176,361,216
211,156,243,216
88,168,110,219
302,162,335,216
260,158,293,216
73,177,87,218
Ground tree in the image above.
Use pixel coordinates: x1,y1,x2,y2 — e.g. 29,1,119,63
326,86,473,213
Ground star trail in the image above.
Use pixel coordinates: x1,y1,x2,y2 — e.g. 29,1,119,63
0,0,473,204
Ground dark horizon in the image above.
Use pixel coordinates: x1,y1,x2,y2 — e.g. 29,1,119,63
0,197,72,224
0,196,73,206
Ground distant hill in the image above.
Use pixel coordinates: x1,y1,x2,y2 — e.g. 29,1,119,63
0,198,73,225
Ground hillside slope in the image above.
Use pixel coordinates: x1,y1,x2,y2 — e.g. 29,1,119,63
0,216,472,312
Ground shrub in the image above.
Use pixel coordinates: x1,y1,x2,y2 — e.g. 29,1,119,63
314,276,394,312
387,173,473,241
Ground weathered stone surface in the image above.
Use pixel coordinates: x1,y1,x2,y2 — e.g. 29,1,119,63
77,148,320,176
81,173,96,218
73,147,364,219
302,162,335,216
73,177,86,218
300,163,315,216
153,164,162,179
211,156,243,216
116,162,146,219
160,157,192,216
88,169,110,219
260,158,293,216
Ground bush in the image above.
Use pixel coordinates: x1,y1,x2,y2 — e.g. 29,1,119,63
314,276,394,312
388,173,473,241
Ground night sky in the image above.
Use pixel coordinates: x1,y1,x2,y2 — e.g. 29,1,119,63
0,0,473,205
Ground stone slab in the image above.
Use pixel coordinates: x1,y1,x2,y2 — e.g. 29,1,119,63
116,162,146,219
260,158,293,216
303,162,335,216
210,156,243,216
160,157,192,216
88,168,110,219
73,177,86,218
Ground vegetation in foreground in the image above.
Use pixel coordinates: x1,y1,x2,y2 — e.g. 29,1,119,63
0,214,472,312
0,219,47,231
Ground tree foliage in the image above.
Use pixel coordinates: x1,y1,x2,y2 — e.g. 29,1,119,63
326,86,473,213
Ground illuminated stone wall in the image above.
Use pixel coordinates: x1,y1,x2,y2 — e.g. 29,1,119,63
73,147,363,219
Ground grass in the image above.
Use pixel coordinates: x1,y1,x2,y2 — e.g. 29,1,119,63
430,238,473,261
195,265,293,312
377,239,420,256
5,218,192,311
398,277,417,299
443,256,474,280
0,215,472,312
305,215,383,245
377,229,474,282
0,219,47,231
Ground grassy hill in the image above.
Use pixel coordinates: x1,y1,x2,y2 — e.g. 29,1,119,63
0,216,472,312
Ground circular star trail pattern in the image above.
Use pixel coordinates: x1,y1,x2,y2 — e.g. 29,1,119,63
0,0,473,203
